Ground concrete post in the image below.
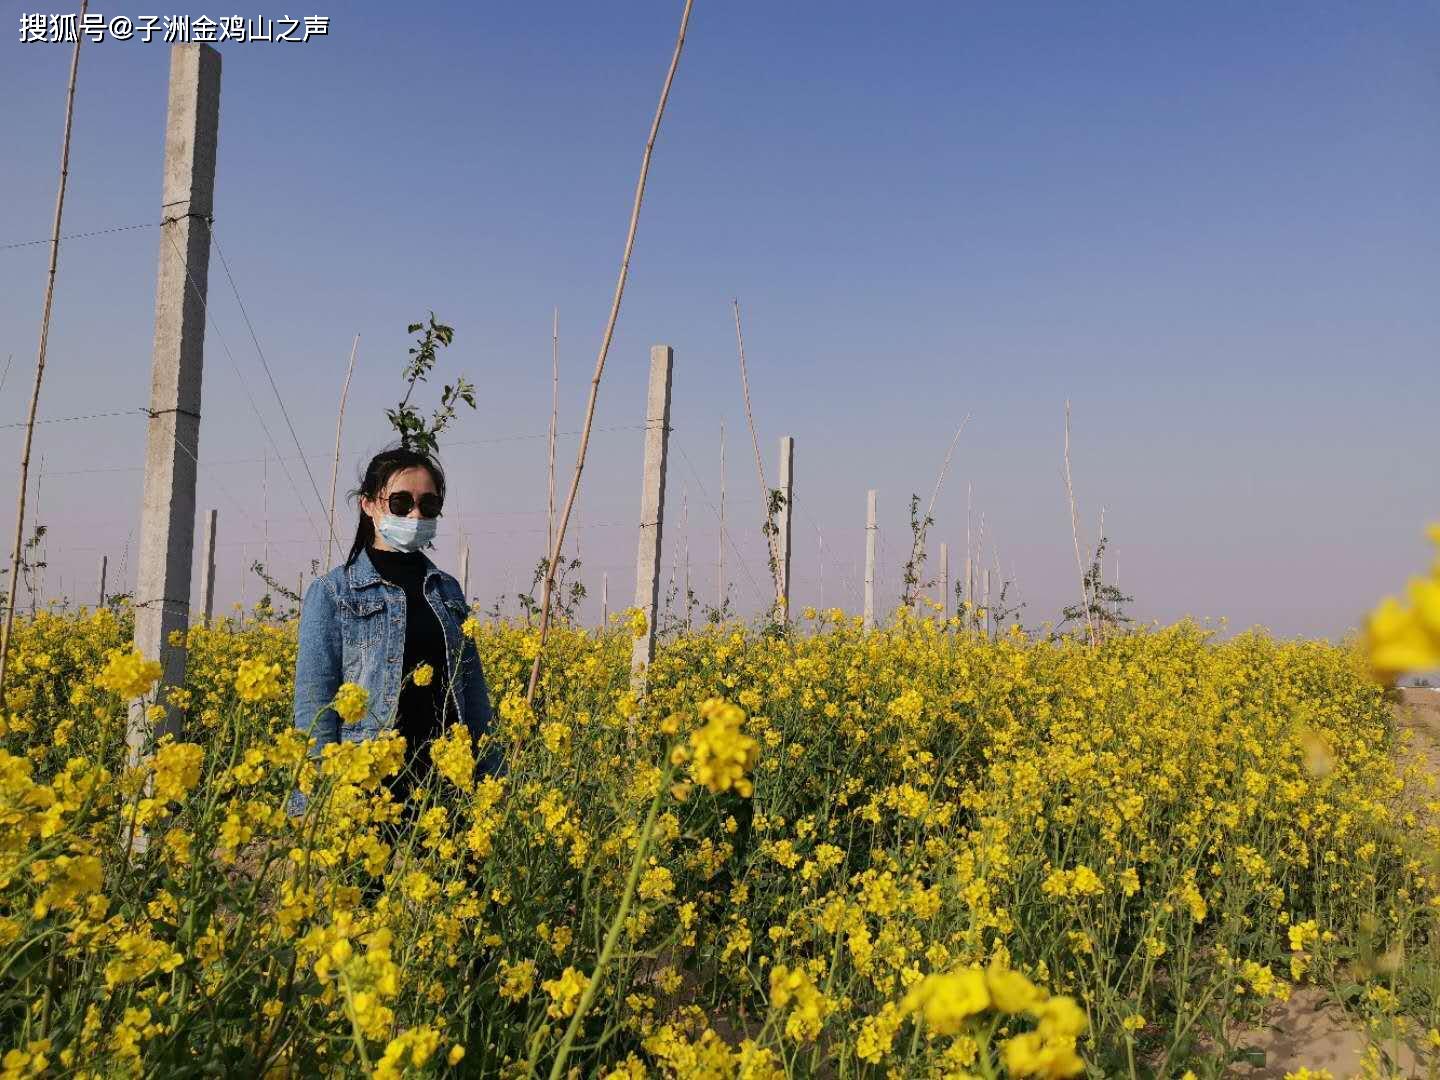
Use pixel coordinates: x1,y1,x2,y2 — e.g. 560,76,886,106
458,543,470,598
631,345,673,682
863,489,877,630
777,436,794,620
130,44,221,765
198,508,217,623
97,554,107,609
939,541,948,621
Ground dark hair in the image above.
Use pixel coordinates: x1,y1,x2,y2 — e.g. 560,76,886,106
345,444,447,566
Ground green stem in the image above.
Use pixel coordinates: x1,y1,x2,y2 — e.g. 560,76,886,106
338,969,374,1073
545,757,673,1080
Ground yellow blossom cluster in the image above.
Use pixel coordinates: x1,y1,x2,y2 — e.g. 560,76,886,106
234,657,285,703
682,697,759,797
1363,523,1440,682
0,597,1432,1075
93,647,163,699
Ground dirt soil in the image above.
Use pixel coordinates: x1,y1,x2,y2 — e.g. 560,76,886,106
1226,689,1440,1079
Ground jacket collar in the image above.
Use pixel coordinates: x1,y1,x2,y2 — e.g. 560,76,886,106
345,545,440,590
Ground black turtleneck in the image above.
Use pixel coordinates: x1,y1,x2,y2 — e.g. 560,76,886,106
365,545,452,791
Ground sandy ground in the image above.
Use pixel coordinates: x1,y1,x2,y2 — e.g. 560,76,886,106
1227,689,1440,1079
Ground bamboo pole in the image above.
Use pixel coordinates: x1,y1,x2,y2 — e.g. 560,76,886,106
325,333,359,569
0,2,88,696
525,0,694,705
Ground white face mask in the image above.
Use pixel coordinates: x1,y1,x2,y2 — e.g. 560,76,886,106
377,513,437,553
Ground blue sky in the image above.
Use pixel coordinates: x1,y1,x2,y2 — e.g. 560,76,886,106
1,1,1436,638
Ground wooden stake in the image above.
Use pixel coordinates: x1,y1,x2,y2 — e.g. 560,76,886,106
0,1,88,695
526,0,694,705
97,553,107,609
199,508,217,623
325,333,359,569
777,435,794,619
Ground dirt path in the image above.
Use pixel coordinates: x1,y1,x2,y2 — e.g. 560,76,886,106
1396,687,1440,777
1228,690,1439,1079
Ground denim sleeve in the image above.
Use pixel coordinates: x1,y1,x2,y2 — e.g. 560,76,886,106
460,635,503,776
291,577,343,812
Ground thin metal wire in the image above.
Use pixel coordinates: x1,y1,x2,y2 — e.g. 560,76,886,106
672,436,768,607
0,220,158,252
0,407,142,430
208,224,337,549
162,226,323,543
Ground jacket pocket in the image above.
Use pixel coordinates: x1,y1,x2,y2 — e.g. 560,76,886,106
339,594,386,675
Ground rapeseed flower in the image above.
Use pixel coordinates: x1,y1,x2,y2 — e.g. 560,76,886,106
331,682,369,724
93,648,163,698
688,697,759,797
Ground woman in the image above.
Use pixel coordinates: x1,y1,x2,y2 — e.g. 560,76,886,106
290,444,499,811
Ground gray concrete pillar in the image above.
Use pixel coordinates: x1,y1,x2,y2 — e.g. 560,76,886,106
863,489,877,630
631,345,673,681
777,436,793,620
199,508,217,623
130,43,221,764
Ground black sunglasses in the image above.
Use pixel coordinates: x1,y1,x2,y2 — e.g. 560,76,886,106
384,491,443,519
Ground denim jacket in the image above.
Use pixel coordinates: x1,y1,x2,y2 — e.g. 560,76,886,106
288,547,497,813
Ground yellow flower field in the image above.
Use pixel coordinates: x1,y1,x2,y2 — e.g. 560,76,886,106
1,600,1437,1077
